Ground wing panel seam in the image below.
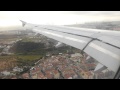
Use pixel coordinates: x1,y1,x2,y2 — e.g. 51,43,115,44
41,27,120,49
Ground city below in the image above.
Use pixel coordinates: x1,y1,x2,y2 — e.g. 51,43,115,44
0,21,119,79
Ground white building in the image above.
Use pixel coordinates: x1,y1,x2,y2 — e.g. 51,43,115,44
1,71,10,76
13,67,23,72
71,53,83,58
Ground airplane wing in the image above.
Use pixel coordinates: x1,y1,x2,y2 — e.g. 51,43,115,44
20,20,120,74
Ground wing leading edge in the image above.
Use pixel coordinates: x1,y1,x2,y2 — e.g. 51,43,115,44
20,20,120,73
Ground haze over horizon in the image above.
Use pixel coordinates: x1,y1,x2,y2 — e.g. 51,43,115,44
0,11,120,31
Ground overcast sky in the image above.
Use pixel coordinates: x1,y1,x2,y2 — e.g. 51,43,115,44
0,11,120,30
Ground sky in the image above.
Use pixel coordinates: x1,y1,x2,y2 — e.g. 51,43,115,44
0,11,120,30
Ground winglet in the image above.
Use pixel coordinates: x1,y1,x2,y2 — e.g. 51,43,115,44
20,20,27,27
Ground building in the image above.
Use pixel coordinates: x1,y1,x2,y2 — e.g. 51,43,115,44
80,71,94,79
70,57,81,63
32,74,37,79
85,63,96,70
22,73,30,79
13,67,23,72
11,77,17,79
37,72,47,79
63,74,72,79
52,70,60,79
30,66,41,75
71,53,83,58
45,70,54,79
1,71,10,76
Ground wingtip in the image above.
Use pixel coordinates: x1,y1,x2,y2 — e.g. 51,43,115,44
20,20,27,27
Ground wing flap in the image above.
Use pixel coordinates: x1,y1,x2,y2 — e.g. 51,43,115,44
84,40,120,72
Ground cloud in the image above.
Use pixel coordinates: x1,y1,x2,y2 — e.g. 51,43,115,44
0,11,120,26
64,11,120,16
62,11,120,22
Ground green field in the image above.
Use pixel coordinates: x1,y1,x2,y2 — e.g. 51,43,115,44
16,55,42,61
0,55,42,62
16,55,42,66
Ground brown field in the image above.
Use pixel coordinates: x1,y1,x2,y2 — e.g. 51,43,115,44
0,56,17,71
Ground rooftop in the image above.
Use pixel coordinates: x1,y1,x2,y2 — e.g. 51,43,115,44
22,73,29,79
